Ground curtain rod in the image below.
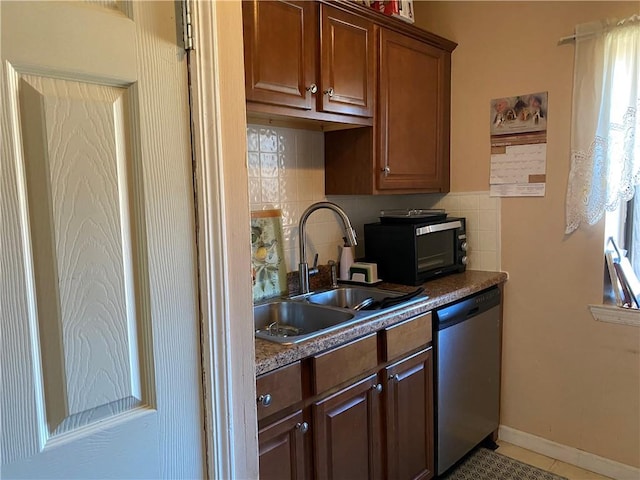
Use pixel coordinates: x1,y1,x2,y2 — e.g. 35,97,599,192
557,14,639,46
557,34,578,45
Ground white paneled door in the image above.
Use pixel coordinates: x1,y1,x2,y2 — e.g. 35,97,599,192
1,1,205,478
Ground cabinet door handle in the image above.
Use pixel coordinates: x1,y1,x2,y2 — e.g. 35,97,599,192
295,422,309,434
257,394,272,407
389,374,400,382
306,83,318,94
371,383,382,393
323,87,334,97
381,166,391,175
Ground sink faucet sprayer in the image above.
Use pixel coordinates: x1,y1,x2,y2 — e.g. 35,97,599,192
298,202,357,294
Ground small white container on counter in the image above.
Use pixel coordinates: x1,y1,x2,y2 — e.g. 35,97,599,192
339,245,354,280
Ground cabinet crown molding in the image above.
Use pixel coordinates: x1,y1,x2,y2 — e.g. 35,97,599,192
320,0,458,52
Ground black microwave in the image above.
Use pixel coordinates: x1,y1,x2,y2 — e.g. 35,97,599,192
364,217,467,285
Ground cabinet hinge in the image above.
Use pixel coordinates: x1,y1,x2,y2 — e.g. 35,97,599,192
182,0,194,51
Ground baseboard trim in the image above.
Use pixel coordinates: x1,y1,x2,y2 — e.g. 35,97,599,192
498,425,640,480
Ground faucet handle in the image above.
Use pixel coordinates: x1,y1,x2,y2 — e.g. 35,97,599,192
308,253,319,277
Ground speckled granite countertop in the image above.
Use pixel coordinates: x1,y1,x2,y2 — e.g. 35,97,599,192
255,270,508,376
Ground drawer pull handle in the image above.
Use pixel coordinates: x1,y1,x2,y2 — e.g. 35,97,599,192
257,394,272,407
372,383,382,393
295,422,309,434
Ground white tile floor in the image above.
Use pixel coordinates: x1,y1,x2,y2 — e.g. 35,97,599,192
496,441,615,480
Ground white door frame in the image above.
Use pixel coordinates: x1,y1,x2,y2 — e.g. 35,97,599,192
189,1,259,479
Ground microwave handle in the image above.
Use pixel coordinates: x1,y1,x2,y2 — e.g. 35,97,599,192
416,220,462,236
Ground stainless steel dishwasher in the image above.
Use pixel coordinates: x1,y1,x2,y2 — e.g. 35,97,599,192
433,286,502,476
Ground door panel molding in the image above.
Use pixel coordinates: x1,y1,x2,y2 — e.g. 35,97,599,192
9,72,156,441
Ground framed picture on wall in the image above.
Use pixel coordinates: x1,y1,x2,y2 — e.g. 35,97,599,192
251,209,287,302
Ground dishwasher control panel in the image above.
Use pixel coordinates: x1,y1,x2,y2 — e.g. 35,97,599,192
435,286,501,328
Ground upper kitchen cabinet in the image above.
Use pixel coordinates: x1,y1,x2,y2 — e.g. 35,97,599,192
376,28,451,192
325,24,455,194
242,1,316,111
319,5,374,118
242,0,374,126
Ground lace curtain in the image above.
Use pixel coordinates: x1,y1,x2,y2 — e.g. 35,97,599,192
565,15,640,234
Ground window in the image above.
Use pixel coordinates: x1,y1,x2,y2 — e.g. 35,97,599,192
606,191,640,279
603,33,640,277
565,14,639,319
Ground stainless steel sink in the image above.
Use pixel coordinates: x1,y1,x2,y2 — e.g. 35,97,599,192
254,287,428,345
302,287,401,309
254,300,357,345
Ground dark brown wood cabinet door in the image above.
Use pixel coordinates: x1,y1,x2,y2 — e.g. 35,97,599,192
384,348,435,480
243,0,317,110
259,410,308,480
320,5,374,117
312,374,383,480
377,28,451,192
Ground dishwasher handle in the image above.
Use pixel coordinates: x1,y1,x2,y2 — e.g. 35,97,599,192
435,287,501,330
466,306,479,317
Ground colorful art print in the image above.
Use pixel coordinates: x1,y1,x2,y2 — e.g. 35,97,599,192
490,92,548,137
251,209,287,302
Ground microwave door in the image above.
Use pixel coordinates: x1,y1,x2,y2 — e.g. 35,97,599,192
418,254,449,271
416,229,456,274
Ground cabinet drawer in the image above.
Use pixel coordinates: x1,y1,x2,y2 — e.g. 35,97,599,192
256,361,302,421
383,312,432,361
312,333,378,394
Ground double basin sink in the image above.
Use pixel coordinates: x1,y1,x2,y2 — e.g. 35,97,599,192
254,286,427,345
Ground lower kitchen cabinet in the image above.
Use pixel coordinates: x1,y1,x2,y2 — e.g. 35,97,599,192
256,312,435,480
256,361,308,479
258,410,309,480
384,348,434,480
312,373,383,480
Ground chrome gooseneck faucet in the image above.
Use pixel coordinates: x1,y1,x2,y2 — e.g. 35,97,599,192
298,202,357,294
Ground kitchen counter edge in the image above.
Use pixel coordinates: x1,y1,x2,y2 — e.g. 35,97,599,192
255,269,507,376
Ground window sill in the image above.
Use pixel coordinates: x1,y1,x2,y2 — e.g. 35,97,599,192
589,304,640,327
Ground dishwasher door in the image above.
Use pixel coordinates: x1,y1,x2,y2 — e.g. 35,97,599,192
434,287,501,475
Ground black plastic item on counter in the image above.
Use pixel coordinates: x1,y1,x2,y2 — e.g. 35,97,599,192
379,208,447,224
361,287,425,310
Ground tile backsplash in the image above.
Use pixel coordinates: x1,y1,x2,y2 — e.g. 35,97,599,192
247,124,501,274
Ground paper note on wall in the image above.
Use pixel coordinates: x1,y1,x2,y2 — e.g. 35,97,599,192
489,92,548,197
